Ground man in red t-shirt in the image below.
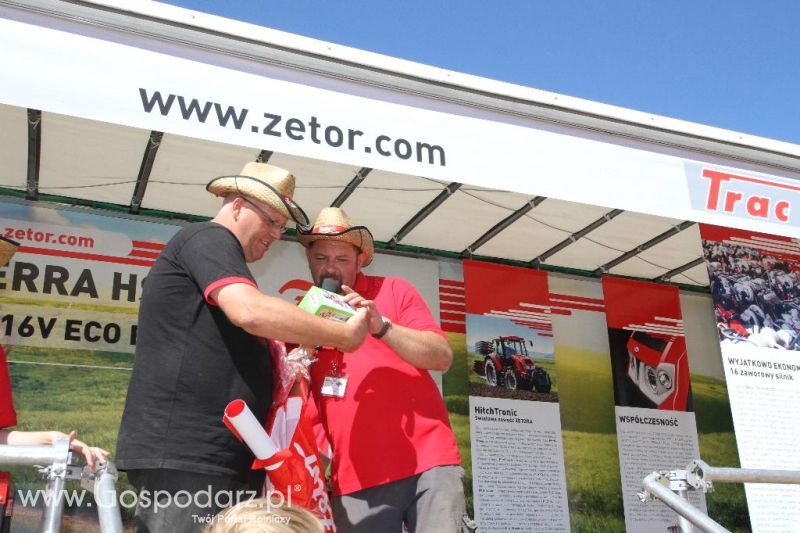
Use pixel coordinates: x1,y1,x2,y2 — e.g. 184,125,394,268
299,208,469,533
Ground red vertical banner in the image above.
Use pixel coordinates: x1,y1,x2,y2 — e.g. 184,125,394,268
463,260,570,532
602,277,704,532
602,278,691,411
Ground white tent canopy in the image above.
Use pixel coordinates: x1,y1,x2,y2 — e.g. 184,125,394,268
0,104,709,287
2,0,799,290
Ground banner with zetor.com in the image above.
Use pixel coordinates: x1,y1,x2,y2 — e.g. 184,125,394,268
0,203,179,354
0,200,182,528
1,14,799,239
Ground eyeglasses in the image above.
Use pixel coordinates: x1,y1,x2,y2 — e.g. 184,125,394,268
241,197,288,235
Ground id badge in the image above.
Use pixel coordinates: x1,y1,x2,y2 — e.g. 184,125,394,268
321,375,348,398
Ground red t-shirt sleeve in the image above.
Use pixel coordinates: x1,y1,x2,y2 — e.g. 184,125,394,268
203,276,257,305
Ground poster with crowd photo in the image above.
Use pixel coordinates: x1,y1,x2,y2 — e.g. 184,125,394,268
602,277,705,533
700,224,800,531
463,260,569,532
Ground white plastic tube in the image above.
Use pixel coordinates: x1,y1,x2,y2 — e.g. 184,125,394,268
224,399,278,460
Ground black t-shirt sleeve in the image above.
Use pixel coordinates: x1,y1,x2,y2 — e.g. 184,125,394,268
176,225,256,304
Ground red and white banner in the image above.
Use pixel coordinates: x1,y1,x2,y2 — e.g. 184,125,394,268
462,260,569,532
602,277,704,533
0,202,177,354
603,278,691,412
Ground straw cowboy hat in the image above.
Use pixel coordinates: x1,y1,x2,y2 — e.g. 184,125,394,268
298,207,374,267
207,162,310,229
0,236,18,268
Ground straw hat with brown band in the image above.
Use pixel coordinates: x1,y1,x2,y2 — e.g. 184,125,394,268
297,207,374,267
206,162,310,230
0,236,19,268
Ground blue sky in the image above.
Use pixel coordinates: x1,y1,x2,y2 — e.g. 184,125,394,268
164,1,800,145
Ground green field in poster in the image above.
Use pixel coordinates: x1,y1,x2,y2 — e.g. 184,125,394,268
556,345,750,532
5,333,749,531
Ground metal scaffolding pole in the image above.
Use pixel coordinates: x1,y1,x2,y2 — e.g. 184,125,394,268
640,459,800,533
0,438,122,533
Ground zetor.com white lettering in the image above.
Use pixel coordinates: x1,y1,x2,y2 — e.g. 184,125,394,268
15,486,292,514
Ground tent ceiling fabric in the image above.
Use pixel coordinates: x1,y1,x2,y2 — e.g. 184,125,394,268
339,171,445,243
400,185,529,252
674,263,711,287
144,133,261,216
0,104,26,189
475,200,611,262
609,225,704,280
41,112,148,205
0,105,713,288
267,152,361,216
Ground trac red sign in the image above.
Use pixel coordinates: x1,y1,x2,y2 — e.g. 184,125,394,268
687,163,799,226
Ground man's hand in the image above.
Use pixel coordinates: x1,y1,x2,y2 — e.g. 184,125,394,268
340,284,452,371
342,285,384,335
339,307,369,352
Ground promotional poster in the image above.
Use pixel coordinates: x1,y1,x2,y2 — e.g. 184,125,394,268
701,224,800,531
463,259,570,532
602,277,705,533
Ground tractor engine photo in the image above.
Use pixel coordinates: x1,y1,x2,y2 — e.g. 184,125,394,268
626,331,689,410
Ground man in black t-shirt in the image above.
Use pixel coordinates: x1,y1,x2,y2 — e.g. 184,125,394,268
116,162,368,532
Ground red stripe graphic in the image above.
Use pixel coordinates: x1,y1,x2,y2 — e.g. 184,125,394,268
440,292,465,300
550,303,604,313
510,321,552,331
503,320,551,328
19,246,154,267
549,293,605,305
441,312,466,323
442,322,466,333
129,249,161,259
131,240,165,250
440,278,466,334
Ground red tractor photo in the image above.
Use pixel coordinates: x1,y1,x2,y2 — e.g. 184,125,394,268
473,336,552,392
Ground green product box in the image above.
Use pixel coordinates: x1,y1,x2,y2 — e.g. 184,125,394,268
298,285,355,322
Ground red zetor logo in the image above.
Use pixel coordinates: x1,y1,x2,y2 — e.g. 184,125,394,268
702,168,795,224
